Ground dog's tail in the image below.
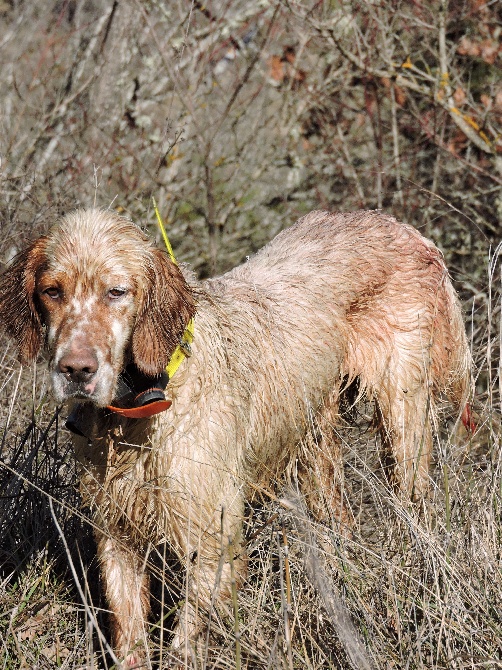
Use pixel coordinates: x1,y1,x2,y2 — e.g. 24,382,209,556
438,275,476,434
461,402,476,434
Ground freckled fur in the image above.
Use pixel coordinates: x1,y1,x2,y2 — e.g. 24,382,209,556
0,208,472,668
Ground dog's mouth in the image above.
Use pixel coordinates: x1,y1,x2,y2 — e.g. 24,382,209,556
51,369,112,407
72,387,95,400
55,363,169,404
59,380,98,400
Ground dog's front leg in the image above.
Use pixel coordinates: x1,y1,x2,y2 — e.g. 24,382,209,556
97,534,151,669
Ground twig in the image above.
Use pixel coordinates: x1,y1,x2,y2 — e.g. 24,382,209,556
228,537,241,670
337,125,366,204
390,83,403,206
318,16,495,155
277,528,294,670
4,365,22,435
281,489,375,670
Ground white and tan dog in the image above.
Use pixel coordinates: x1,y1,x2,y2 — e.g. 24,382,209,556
0,208,473,667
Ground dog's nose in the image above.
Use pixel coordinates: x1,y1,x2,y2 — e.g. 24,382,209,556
58,349,98,383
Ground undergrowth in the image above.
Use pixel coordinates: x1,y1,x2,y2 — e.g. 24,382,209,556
0,347,500,668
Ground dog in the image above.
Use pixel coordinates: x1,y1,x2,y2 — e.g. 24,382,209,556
0,208,473,667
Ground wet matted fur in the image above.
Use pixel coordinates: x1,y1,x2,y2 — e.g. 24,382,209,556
0,208,472,667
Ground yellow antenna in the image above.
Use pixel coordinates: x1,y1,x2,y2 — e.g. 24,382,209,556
152,196,195,379
152,197,177,265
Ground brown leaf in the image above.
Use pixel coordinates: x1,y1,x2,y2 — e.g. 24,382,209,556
457,37,480,57
395,85,407,107
479,39,499,64
457,36,500,64
494,90,502,111
268,55,284,83
480,94,492,110
453,87,466,105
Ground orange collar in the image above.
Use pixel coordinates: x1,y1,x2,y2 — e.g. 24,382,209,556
106,399,172,418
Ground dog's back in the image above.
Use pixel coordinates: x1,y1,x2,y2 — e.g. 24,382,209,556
208,208,470,418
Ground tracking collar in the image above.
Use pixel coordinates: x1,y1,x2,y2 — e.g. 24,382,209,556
106,319,194,419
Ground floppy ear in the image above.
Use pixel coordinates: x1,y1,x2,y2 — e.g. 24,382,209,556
0,238,47,365
132,249,196,376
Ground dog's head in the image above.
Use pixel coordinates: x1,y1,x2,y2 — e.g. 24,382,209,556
0,209,195,407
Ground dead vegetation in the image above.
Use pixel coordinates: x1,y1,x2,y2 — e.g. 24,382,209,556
0,0,501,668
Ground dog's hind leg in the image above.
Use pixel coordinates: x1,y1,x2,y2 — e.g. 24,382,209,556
298,390,352,532
374,347,435,502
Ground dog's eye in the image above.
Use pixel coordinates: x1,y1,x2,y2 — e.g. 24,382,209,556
108,287,127,299
44,287,60,299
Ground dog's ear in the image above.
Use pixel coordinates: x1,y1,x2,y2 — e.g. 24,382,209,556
0,238,47,365
132,249,196,376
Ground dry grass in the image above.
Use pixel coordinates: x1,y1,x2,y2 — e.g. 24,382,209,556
1,352,500,668
1,0,501,668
